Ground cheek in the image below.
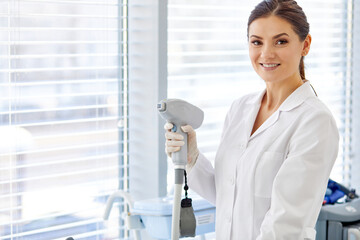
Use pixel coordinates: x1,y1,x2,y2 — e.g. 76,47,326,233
279,48,301,66
249,48,259,64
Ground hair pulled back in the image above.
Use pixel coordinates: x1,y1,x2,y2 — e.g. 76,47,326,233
247,0,310,80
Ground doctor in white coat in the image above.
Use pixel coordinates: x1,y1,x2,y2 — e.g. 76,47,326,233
165,0,339,239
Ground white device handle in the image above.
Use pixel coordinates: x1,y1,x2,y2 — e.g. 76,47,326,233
172,183,183,240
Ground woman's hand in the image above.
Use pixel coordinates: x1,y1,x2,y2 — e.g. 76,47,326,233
164,122,199,168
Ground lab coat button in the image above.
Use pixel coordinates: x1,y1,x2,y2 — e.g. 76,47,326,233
230,178,235,185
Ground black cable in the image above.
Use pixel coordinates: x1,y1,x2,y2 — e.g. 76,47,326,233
184,170,189,199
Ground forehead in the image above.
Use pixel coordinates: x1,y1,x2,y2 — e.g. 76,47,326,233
248,15,296,37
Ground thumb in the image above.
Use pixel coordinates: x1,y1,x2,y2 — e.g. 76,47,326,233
164,122,173,131
181,125,195,136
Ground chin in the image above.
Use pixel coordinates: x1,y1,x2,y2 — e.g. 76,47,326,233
257,73,280,83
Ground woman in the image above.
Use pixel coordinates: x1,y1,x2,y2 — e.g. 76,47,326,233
165,0,339,239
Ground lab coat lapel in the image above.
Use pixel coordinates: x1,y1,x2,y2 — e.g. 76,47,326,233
249,110,280,140
248,81,316,141
244,90,265,141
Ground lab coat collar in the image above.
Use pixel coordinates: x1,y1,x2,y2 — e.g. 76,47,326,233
246,81,316,112
278,81,316,112
247,81,316,140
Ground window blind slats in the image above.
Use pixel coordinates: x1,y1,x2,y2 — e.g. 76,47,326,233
0,153,121,171
0,27,119,31
0,104,118,114
0,66,119,73
0,54,121,59
0,185,122,203
0,165,121,185
0,116,118,127
0,78,118,85
0,13,120,19
1,93,119,101
0,140,121,157
0,41,120,45
0,0,125,239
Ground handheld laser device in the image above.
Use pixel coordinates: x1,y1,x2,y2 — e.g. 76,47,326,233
157,99,204,240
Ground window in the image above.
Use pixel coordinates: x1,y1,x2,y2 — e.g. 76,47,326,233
0,0,126,239
167,0,356,190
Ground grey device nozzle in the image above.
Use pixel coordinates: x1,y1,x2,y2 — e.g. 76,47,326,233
157,99,204,129
157,99,204,167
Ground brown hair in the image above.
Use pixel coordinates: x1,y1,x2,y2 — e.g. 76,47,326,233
247,0,310,80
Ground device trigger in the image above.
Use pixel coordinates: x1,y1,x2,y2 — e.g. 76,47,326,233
171,124,177,132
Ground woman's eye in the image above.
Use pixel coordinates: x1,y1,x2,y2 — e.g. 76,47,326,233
251,40,262,46
276,39,288,45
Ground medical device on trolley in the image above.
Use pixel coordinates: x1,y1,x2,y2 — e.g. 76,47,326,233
102,99,214,240
316,180,360,240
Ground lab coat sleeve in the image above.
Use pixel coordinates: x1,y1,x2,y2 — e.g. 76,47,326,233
187,152,216,205
187,99,238,206
256,111,339,240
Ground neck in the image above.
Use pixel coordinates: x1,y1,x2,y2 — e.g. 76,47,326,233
263,78,304,111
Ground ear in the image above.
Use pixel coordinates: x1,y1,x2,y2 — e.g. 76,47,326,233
302,34,312,56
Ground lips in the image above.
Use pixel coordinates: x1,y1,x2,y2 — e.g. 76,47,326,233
260,63,280,70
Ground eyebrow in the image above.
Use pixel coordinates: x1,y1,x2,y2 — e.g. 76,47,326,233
250,33,289,39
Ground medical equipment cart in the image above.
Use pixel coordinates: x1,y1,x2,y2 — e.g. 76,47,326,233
316,198,360,240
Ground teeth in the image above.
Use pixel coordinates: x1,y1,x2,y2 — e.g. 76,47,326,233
262,63,279,68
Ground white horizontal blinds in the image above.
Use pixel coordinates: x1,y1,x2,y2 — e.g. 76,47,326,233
301,0,348,184
167,0,347,181
168,1,262,162
0,0,124,239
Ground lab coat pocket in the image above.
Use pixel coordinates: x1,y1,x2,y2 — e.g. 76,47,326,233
254,151,285,198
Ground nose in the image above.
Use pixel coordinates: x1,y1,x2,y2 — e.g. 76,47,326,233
261,45,275,59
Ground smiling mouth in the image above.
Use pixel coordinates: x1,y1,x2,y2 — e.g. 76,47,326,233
261,63,280,68
260,63,280,71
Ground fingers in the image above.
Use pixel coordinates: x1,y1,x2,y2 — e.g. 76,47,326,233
164,123,195,134
165,131,184,141
166,143,184,153
167,146,181,154
165,126,184,155
164,123,197,157
164,122,173,131
165,138,184,154
166,139,184,147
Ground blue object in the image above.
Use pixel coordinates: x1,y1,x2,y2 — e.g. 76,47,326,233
132,195,215,240
324,189,345,204
323,179,346,205
325,188,333,196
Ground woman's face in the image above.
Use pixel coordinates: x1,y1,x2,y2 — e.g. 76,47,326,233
248,15,310,84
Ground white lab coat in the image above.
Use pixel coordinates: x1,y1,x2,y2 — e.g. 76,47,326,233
188,81,339,240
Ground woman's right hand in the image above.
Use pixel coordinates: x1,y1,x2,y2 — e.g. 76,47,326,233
164,122,199,168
